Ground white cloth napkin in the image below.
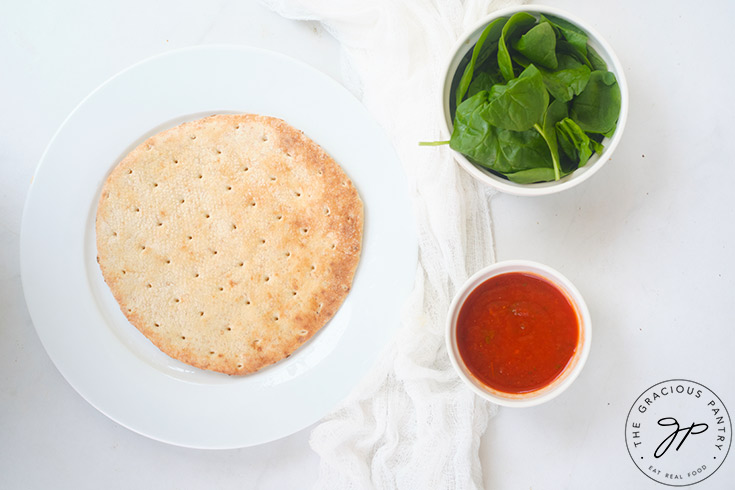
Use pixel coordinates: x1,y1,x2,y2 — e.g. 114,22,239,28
261,1,522,488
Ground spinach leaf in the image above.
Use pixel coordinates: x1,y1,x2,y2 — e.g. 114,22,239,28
455,18,508,107
449,91,499,165
570,70,621,134
557,40,592,69
513,21,558,70
467,70,502,98
589,132,605,145
450,91,552,174
510,52,531,68
587,45,608,71
532,98,568,180
473,41,501,75
540,14,588,54
556,53,584,70
556,117,598,167
484,64,549,131
504,167,559,184
490,127,553,174
540,63,591,102
497,12,536,81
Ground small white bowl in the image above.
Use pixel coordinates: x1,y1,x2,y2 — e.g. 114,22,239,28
440,5,628,196
446,260,591,407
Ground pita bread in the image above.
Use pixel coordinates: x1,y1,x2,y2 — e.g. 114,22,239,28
96,114,363,375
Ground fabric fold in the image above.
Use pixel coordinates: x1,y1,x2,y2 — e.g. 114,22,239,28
260,1,523,488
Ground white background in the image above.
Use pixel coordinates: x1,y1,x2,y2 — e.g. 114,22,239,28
2,0,733,489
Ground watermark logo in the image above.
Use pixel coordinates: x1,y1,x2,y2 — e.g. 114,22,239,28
625,379,731,486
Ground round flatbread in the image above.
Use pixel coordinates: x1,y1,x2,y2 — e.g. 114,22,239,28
95,114,363,375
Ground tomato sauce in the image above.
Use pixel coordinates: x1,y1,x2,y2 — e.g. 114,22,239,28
456,272,579,394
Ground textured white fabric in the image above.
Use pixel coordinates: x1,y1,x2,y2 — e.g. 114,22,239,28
260,1,522,488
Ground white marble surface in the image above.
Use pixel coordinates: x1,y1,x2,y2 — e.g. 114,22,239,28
2,0,733,489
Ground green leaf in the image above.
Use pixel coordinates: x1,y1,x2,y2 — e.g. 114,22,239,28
455,17,508,107
449,91,552,175
544,98,569,135
450,91,499,165
602,123,617,139
505,167,559,184
587,45,608,71
533,98,568,180
570,70,621,134
484,64,549,131
513,22,558,70
511,52,531,68
467,70,503,99
540,63,591,102
556,53,583,70
490,127,554,174
590,137,605,154
473,41,502,79
557,40,592,69
556,117,602,167
540,14,588,54
497,12,537,81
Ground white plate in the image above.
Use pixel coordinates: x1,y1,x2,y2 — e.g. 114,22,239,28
20,45,416,449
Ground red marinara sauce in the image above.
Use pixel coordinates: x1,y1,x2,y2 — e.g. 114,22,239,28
456,272,579,394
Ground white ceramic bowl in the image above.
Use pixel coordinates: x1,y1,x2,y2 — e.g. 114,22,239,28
440,5,628,196
446,260,591,407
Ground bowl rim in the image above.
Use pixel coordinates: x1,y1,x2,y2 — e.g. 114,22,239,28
439,4,629,196
445,260,592,407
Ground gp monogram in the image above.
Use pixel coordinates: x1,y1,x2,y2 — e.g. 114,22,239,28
625,379,731,486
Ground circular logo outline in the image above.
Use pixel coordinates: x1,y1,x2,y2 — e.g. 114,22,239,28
625,379,732,487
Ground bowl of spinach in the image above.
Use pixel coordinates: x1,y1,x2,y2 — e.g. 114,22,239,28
436,6,628,196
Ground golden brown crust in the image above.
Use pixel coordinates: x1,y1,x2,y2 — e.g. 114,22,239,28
95,114,363,375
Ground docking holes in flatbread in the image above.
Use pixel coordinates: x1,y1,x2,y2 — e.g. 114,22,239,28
95,114,363,375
